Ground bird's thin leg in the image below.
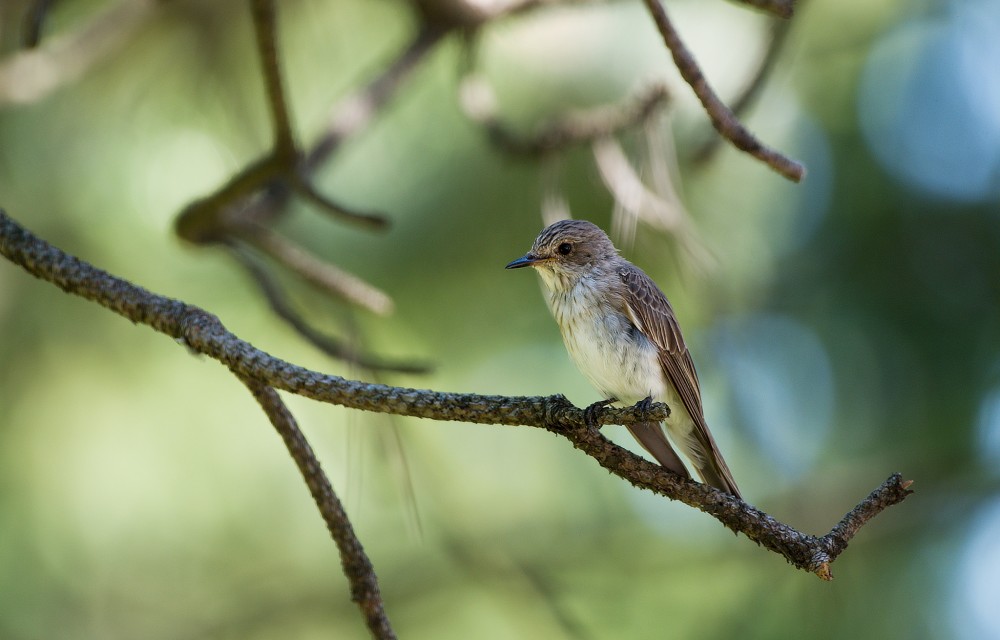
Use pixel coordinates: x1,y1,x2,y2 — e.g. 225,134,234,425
584,397,618,429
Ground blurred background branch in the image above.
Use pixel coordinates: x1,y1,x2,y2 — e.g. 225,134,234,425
21,0,55,49
249,0,296,160
228,244,428,373
0,0,157,104
172,0,402,372
243,377,397,640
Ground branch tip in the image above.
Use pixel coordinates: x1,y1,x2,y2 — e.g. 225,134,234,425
815,562,833,581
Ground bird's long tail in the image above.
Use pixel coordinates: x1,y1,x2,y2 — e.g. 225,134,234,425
632,421,743,500
626,422,692,481
682,428,742,499
695,456,742,500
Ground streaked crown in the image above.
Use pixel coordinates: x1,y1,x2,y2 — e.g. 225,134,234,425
529,219,617,267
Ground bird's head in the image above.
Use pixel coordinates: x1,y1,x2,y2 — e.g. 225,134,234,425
505,219,618,291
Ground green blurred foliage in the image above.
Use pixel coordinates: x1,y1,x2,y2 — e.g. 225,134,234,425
1,0,998,638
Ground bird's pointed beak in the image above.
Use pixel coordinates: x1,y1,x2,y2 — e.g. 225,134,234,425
505,253,541,269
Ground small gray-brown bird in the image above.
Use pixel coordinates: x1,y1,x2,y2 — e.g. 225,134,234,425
506,219,741,498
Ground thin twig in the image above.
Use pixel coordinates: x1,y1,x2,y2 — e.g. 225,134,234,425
173,153,397,321
0,0,157,105
0,209,913,580
195,24,445,253
21,0,55,48
173,6,409,345
229,244,429,373
249,0,295,158
242,378,397,639
236,223,395,316
813,475,915,578
640,0,805,182
289,175,390,231
304,26,446,174
180,5,442,235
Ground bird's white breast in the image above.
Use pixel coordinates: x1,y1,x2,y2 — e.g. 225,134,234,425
544,274,668,405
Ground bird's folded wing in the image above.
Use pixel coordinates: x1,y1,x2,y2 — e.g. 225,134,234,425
619,265,741,498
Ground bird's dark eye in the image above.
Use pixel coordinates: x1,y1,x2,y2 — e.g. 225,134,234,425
557,242,573,255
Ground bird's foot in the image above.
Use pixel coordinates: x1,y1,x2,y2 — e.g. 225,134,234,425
635,396,654,413
584,397,617,429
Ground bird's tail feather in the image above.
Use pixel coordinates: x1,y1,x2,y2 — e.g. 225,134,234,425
626,422,691,480
680,422,743,500
696,459,742,500
631,421,743,500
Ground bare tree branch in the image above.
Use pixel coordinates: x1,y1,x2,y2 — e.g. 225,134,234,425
242,377,397,639
641,0,805,182
170,2,415,373
249,0,296,158
0,0,157,105
289,175,389,231
0,209,912,581
229,244,430,373
21,0,55,48
236,223,394,316
304,25,446,174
